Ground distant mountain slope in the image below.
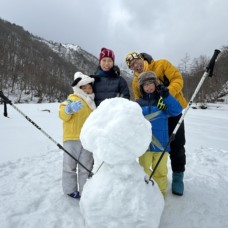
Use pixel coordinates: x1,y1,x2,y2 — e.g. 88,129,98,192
38,39,99,75
0,18,133,103
0,19,78,102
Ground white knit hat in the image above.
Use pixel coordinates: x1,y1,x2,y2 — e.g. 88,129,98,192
72,72,94,89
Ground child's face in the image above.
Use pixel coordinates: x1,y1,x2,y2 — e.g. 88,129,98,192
81,84,93,94
100,57,114,71
142,81,156,94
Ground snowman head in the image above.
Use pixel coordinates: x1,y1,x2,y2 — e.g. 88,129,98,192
80,98,151,165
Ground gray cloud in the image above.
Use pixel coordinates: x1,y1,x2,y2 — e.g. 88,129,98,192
1,0,228,67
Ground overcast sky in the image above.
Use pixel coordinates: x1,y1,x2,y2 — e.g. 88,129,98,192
1,0,228,67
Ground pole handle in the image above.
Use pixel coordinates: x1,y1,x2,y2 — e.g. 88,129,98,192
206,49,221,77
0,91,12,104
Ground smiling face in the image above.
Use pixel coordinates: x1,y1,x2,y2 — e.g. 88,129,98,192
142,81,156,94
100,57,114,71
80,84,93,94
130,58,144,74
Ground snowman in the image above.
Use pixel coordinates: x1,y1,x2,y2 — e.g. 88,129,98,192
80,97,164,228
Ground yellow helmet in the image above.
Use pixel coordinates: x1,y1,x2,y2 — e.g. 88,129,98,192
125,52,142,68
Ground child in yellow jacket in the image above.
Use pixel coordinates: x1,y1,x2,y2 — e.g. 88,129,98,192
59,72,96,199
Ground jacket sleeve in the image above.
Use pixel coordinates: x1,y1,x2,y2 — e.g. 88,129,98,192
132,75,141,100
162,60,184,97
59,95,78,122
119,77,130,99
163,94,182,117
59,100,73,122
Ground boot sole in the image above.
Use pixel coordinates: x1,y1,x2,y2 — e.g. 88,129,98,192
172,191,183,196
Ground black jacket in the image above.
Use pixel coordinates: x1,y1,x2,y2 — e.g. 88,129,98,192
92,67,130,106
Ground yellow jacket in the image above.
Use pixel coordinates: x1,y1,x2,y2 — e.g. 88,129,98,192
132,59,188,108
59,94,93,142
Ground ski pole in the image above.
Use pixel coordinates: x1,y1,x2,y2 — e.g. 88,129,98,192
0,91,94,177
145,49,221,183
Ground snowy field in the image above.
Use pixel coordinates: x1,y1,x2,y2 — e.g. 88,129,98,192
0,102,228,228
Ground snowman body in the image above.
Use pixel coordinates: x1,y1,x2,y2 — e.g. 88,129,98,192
80,98,164,228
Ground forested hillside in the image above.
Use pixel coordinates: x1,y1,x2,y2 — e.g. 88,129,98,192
179,46,228,103
0,19,100,103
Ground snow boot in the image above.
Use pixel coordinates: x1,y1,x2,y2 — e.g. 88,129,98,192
68,191,81,199
172,172,184,196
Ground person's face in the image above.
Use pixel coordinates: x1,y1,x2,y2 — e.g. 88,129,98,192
81,84,93,94
130,59,144,74
142,81,156,94
100,57,114,71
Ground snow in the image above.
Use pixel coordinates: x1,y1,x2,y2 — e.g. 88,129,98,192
79,98,164,228
61,43,81,52
80,98,152,165
0,101,228,228
37,38,81,56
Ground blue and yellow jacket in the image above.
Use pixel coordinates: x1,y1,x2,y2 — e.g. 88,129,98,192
136,92,182,152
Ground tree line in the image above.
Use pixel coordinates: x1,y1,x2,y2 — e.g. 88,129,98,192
0,19,97,103
179,46,228,103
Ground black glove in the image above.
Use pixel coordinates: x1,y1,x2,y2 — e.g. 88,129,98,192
113,65,120,76
156,84,169,98
140,53,153,64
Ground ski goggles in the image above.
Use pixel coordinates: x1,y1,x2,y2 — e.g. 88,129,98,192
125,52,141,68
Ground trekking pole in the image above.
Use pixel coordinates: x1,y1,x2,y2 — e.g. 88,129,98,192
0,91,93,177
145,49,221,184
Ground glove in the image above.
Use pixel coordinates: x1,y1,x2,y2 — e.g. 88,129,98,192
156,84,169,98
140,53,153,64
113,65,120,76
65,100,84,114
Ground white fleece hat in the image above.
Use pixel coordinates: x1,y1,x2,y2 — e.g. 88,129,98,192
72,72,94,89
71,72,96,110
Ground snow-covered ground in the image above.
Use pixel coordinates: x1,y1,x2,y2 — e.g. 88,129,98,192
0,102,228,228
